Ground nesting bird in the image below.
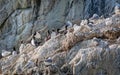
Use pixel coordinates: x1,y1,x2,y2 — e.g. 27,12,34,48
44,57,52,66
91,14,99,20
19,40,25,54
34,31,41,39
31,36,37,47
66,21,73,29
51,29,57,39
12,47,17,56
1,50,11,57
89,14,100,24
12,51,17,56
114,5,120,14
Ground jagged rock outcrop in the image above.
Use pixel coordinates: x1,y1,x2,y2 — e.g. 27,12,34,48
0,13,120,75
0,0,119,50
0,0,120,75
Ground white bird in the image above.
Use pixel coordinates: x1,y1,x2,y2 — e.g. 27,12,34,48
51,29,56,39
12,51,17,56
31,37,36,46
34,32,41,39
1,50,11,57
91,14,99,20
44,57,52,66
66,21,73,29
115,4,120,14
19,43,25,54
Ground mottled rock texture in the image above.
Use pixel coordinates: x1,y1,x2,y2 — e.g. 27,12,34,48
0,13,120,75
0,0,120,75
0,0,118,50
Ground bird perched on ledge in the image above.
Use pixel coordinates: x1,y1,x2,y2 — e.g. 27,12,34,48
19,40,25,54
51,29,57,39
114,4,120,14
31,36,37,47
2,50,11,57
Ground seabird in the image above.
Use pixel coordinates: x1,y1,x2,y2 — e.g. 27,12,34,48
51,29,56,39
12,51,17,56
34,31,41,39
19,40,25,54
91,14,99,20
33,31,42,46
1,50,11,57
12,47,17,56
31,36,37,47
114,5,120,14
66,21,73,29
44,57,52,66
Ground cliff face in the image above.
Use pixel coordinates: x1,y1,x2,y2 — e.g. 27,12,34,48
0,14,120,75
0,0,120,75
0,0,118,50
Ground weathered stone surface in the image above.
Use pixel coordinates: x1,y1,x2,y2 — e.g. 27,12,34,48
0,0,120,75
0,0,119,50
0,14,120,75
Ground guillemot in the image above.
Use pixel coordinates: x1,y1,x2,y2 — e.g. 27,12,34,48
19,40,25,54
12,47,17,56
34,31,41,39
2,50,11,57
51,29,57,39
91,14,99,20
31,36,37,47
66,21,73,29
114,5,120,14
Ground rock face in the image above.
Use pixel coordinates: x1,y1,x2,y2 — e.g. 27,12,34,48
0,0,118,50
0,0,120,75
0,13,120,75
